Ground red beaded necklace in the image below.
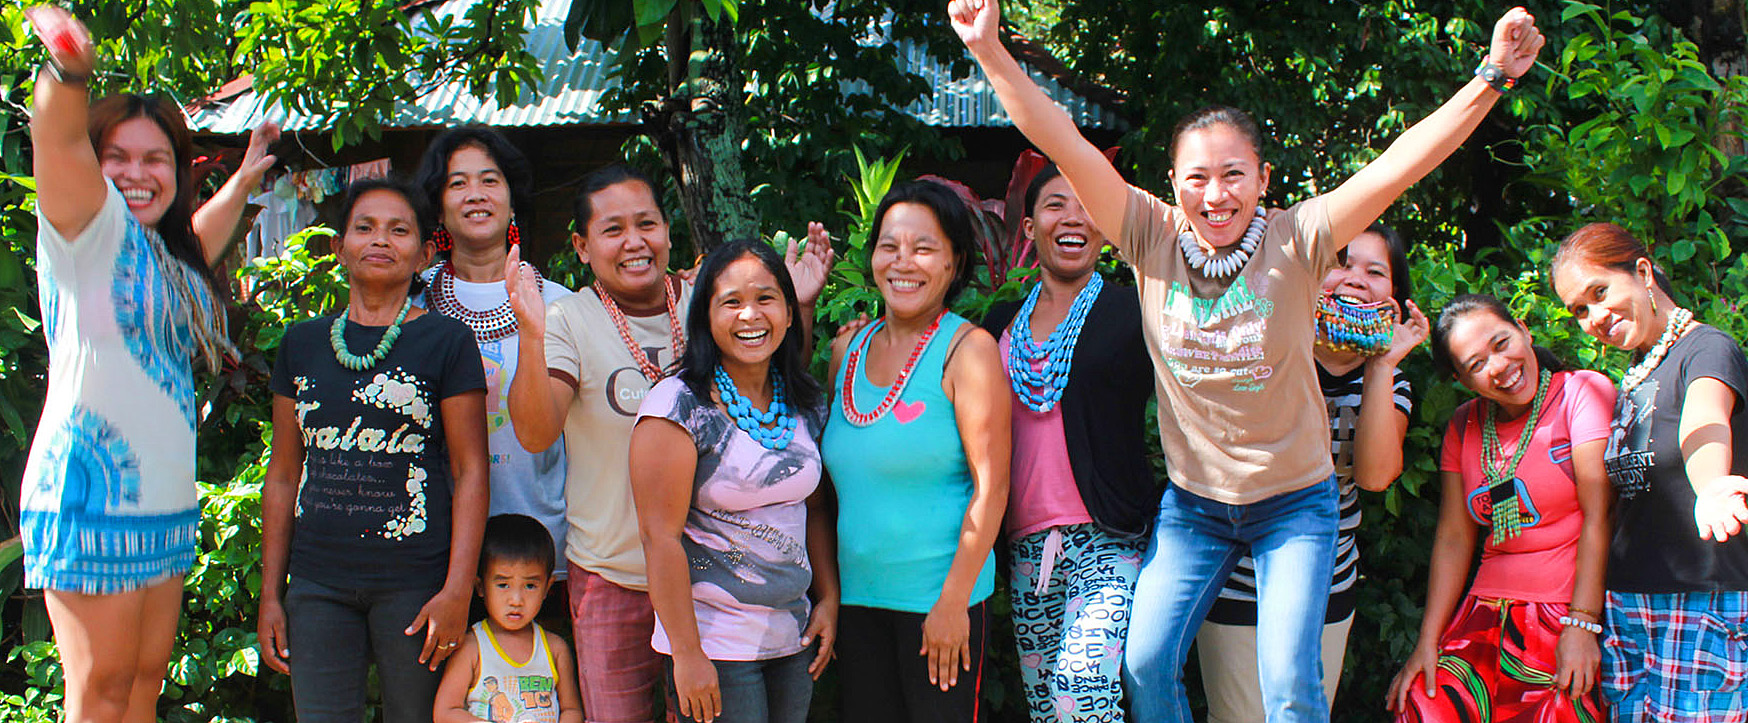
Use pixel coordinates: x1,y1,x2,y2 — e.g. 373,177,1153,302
595,276,684,383
840,311,945,427
429,261,542,343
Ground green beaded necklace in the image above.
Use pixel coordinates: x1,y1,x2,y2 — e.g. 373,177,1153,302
1480,368,1552,544
330,298,412,371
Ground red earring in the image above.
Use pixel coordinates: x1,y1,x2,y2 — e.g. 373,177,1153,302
432,225,453,252
507,219,521,246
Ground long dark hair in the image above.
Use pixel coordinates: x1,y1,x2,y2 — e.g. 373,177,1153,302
413,127,534,245
678,239,822,413
88,94,209,284
868,180,978,304
1430,294,1567,380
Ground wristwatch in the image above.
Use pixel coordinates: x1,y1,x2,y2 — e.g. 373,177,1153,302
1474,56,1516,93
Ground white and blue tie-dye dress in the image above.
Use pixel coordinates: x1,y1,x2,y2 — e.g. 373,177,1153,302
21,185,209,594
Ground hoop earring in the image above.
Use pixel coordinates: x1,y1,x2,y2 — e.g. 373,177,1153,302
507,218,521,246
431,224,454,252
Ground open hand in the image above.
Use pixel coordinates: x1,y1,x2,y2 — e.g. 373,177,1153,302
1376,299,1430,367
1489,7,1545,80
1695,475,1748,541
236,121,281,188
1386,644,1439,713
919,601,970,691
25,5,96,78
1553,625,1600,699
786,221,836,307
801,598,838,680
504,244,546,338
672,651,722,723
406,586,470,670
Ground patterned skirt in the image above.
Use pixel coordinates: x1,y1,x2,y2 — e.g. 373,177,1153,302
1397,595,1606,723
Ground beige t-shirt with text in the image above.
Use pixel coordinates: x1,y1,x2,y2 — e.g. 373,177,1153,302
1117,186,1337,504
544,282,693,590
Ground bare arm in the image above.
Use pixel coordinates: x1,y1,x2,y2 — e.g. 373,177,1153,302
922,326,1010,691
949,0,1129,240
257,394,305,676
409,389,490,671
786,221,836,353
433,636,484,723
802,484,841,679
1353,300,1428,491
1388,470,1478,711
1680,377,1748,540
1320,9,1544,246
506,247,572,453
25,7,107,242
1555,437,1609,698
548,636,585,723
191,121,280,265
629,417,720,723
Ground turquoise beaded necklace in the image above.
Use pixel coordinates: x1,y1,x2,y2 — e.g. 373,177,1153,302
715,365,797,450
330,298,412,371
1005,272,1102,412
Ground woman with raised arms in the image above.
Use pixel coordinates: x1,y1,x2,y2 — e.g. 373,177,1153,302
950,1,1543,720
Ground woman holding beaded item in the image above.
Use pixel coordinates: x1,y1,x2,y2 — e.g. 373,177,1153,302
1386,294,1611,721
950,1,1543,720
822,180,1009,723
1550,224,1748,721
979,164,1158,723
627,240,841,723
506,164,834,723
21,8,278,723
258,178,489,723
1197,224,1428,722
414,128,572,579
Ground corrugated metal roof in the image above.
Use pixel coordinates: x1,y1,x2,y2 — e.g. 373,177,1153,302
188,0,1124,133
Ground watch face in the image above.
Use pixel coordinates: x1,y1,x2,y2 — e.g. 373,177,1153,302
1479,65,1502,82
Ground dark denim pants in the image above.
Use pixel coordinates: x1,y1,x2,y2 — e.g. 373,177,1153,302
284,576,442,723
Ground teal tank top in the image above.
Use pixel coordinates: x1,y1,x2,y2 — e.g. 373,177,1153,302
822,312,995,613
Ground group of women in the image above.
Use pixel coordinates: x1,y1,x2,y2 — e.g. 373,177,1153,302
19,2,1748,723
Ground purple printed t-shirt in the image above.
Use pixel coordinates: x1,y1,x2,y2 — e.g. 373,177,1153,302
1440,369,1615,603
636,376,824,661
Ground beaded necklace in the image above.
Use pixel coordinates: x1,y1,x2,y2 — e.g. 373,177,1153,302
715,366,797,450
595,277,684,383
1006,273,1103,412
839,311,945,427
1178,208,1268,279
1313,293,1397,356
330,298,413,371
1620,307,1694,393
428,261,544,343
1481,368,1551,544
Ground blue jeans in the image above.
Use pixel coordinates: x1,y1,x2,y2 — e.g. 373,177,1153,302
284,576,442,723
1122,476,1338,723
665,650,814,723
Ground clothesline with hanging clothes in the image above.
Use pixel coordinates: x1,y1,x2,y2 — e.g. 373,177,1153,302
246,158,393,260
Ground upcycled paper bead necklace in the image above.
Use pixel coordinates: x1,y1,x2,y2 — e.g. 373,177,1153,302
595,277,684,383
1481,368,1551,544
428,261,544,343
715,366,797,450
1006,273,1103,412
331,298,413,371
1178,208,1268,279
1313,292,1397,356
840,311,946,427
1620,306,1694,393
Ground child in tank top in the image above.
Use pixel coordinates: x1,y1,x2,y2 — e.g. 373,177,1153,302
436,515,583,723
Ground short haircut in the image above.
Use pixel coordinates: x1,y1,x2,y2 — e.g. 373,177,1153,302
479,514,555,575
413,126,536,240
572,162,663,233
868,180,979,304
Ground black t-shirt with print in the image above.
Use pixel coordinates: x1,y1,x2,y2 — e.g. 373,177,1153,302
270,311,486,590
1605,324,1748,592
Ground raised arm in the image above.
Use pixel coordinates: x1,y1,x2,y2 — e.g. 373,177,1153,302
505,246,571,452
191,121,280,265
24,6,108,241
949,0,1129,240
1321,8,1544,246
1353,300,1428,491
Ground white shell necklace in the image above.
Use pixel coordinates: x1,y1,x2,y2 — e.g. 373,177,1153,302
1178,208,1268,279
1620,306,1694,393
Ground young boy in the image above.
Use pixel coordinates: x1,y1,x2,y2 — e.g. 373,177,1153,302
436,515,583,723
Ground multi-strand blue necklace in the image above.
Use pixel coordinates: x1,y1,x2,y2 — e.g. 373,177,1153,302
715,365,797,450
1005,272,1103,412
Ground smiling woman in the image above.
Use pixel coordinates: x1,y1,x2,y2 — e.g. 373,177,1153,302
257,178,490,723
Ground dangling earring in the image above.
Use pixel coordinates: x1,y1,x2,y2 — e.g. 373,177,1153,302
432,224,454,253
1648,284,1659,316
506,217,521,247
